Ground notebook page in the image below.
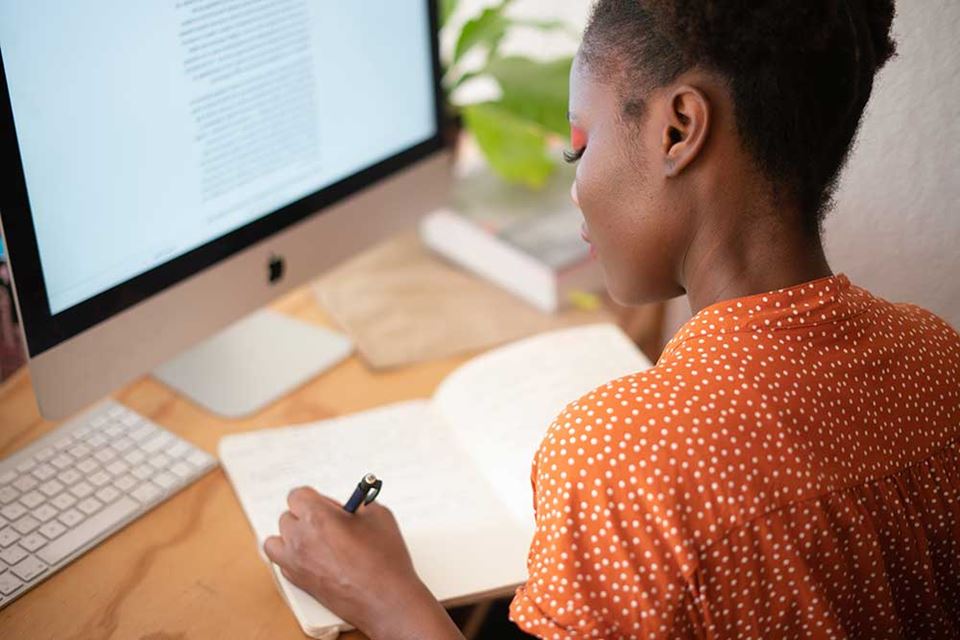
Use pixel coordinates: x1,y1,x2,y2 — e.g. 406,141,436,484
432,324,652,527
218,400,531,634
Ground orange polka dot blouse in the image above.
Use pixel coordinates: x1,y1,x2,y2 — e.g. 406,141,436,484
510,274,960,639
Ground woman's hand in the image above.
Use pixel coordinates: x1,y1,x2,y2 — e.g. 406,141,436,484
263,486,463,640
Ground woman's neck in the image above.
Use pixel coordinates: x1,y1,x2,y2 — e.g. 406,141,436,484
681,189,833,315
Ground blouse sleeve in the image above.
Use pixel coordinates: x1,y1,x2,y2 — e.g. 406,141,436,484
508,387,694,639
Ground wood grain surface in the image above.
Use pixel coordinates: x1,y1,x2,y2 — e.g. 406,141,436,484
0,287,476,640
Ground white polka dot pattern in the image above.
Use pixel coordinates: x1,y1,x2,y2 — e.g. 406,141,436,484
509,274,960,639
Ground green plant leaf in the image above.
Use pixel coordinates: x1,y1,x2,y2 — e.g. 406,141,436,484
462,102,555,189
485,55,573,137
439,0,458,27
452,0,513,66
510,17,578,38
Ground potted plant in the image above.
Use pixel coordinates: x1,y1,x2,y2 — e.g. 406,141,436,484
440,0,576,189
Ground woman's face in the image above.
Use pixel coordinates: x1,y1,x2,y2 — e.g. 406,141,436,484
568,54,690,306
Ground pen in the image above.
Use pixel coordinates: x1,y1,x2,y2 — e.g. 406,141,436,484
343,472,382,513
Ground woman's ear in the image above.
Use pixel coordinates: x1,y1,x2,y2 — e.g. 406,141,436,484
660,85,710,177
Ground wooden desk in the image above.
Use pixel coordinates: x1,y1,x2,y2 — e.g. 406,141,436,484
0,287,480,640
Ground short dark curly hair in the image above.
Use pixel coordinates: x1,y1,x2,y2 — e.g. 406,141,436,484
581,0,897,233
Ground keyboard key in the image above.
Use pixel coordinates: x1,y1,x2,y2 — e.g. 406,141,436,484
11,556,46,582
32,504,58,523
90,414,108,428
51,493,77,510
50,454,73,470
12,515,39,535
149,453,171,470
170,461,194,479
58,509,83,528
0,571,22,595
141,435,169,453
112,437,134,454
73,422,94,438
58,468,81,485
52,436,73,451
76,458,98,475
19,533,46,553
131,483,162,504
31,463,56,481
12,476,37,493
106,460,129,476
113,475,137,492
19,491,44,509
39,521,66,541
104,423,124,438
167,440,191,459
124,450,146,466
132,465,154,481
0,545,26,565
86,433,107,448
16,460,34,474
94,449,117,464
0,487,17,505
107,405,125,419
33,447,55,462
95,486,120,504
77,497,102,516
153,472,178,491
68,443,91,459
1,504,26,521
39,497,138,565
0,527,18,547
70,481,94,499
0,470,15,485
39,479,64,498
187,451,213,468
120,413,141,428
128,423,156,442
89,471,111,487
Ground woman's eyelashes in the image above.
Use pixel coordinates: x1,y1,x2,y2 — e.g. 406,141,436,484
566,125,587,163
563,146,586,163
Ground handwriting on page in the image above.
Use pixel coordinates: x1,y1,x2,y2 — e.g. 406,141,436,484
219,401,515,544
433,324,651,525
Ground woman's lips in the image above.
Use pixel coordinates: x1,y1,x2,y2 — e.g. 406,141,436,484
581,222,597,259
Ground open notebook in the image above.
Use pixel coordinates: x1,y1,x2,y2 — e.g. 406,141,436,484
218,323,652,639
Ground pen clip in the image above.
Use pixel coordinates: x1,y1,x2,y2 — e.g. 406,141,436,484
362,478,382,505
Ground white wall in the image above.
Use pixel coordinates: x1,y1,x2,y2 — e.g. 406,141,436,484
823,0,960,328
452,0,960,334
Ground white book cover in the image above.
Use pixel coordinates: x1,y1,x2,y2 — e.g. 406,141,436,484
219,324,652,638
420,164,604,312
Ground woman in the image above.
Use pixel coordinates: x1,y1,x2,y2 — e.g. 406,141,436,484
263,1,960,637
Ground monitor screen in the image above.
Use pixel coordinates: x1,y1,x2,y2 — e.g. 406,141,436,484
0,0,438,316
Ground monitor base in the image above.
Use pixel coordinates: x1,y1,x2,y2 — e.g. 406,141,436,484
153,309,353,418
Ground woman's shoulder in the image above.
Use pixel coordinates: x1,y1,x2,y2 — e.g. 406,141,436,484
536,362,724,477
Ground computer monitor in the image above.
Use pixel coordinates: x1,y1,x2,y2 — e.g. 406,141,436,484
0,1,449,419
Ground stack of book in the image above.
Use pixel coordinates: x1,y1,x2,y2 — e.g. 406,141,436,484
420,163,603,313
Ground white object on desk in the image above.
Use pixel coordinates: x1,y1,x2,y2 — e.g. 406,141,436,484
219,323,652,639
154,309,353,418
0,401,217,610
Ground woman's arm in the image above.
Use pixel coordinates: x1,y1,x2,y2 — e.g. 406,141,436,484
263,486,465,640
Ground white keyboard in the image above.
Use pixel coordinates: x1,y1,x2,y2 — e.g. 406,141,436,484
0,401,217,608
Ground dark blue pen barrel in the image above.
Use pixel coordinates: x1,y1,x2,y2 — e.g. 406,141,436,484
343,484,367,513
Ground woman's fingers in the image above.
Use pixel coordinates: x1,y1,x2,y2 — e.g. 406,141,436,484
263,535,287,566
278,510,298,539
287,486,321,517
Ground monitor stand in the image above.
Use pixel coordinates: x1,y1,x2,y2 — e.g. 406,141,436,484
153,309,353,418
